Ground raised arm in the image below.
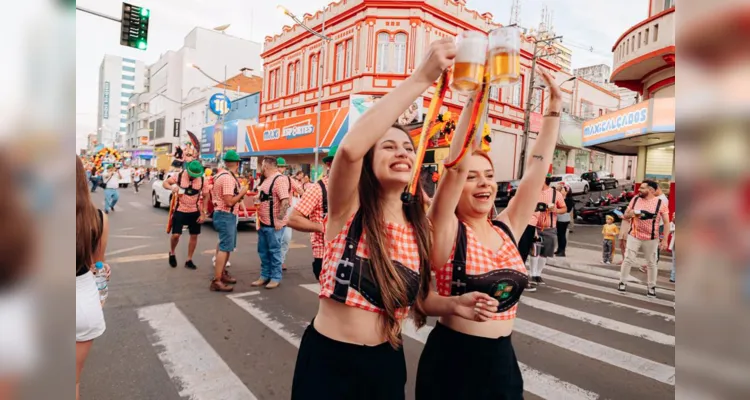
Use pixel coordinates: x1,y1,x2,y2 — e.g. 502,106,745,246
427,91,481,268
499,68,562,239
327,38,456,235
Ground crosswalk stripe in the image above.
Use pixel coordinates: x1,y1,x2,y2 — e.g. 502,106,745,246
546,265,676,293
520,296,674,346
400,322,599,400
226,291,301,348
137,303,258,400
513,319,675,385
129,201,146,209
545,286,674,322
299,284,599,399
544,275,675,307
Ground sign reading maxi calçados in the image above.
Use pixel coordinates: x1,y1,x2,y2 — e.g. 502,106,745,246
582,102,650,146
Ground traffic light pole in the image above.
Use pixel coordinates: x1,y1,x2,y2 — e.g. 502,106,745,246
76,6,121,23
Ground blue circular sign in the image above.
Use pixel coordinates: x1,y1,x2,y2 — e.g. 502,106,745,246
209,93,232,116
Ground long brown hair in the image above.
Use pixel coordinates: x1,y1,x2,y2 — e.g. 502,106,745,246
76,156,101,269
0,152,32,289
358,124,432,348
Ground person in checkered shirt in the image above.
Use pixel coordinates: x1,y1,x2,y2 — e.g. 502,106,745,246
527,174,567,286
291,39,498,400
287,146,337,280
162,160,209,270
417,67,564,400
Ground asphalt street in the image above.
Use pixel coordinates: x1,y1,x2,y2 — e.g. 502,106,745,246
81,185,675,400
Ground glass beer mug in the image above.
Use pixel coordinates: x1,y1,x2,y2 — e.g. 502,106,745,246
488,26,521,85
451,31,487,93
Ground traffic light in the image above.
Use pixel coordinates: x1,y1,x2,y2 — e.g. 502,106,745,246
120,2,150,50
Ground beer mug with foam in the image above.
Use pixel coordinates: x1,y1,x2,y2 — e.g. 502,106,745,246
488,26,521,85
451,31,487,93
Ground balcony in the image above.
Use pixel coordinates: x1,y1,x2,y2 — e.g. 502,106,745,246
610,7,675,87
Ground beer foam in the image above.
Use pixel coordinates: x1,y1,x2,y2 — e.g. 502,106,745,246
455,35,487,64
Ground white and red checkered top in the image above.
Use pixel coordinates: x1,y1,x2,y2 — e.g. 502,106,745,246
435,221,527,320
211,172,240,215
536,187,566,229
257,172,291,226
628,196,669,241
293,176,329,259
168,171,210,213
319,211,422,319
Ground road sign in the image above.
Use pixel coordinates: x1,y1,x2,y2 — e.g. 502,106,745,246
209,93,232,116
120,2,150,50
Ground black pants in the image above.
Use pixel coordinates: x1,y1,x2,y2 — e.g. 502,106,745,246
416,322,523,400
556,221,570,254
291,321,406,400
518,225,537,263
312,258,322,281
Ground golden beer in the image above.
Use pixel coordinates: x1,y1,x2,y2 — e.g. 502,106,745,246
451,31,487,93
452,62,486,92
488,26,521,86
489,50,521,85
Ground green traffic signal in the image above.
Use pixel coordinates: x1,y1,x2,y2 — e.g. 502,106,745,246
137,40,147,50
140,8,149,17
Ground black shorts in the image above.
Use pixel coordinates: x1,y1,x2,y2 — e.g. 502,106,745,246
291,320,406,400
416,322,523,400
171,211,201,235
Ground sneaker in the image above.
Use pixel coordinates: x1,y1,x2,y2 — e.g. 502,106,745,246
184,260,197,270
647,287,656,298
537,276,546,285
556,253,566,257
282,264,287,271
669,278,675,283
212,256,231,267
169,254,177,268
617,282,626,292
251,278,270,287
525,282,537,292
604,261,611,265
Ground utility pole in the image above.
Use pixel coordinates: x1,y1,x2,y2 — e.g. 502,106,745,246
517,35,562,178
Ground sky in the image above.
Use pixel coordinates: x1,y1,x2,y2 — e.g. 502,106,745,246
75,0,647,150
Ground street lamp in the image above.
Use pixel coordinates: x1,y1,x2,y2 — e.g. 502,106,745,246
278,4,332,180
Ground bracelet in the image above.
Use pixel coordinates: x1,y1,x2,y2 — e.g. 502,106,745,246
544,111,561,117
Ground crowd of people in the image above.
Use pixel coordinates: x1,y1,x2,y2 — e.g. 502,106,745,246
75,38,674,400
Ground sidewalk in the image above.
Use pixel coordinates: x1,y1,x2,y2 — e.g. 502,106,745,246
545,245,676,291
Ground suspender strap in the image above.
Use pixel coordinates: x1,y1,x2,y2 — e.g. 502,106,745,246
318,180,328,217
492,220,517,247
265,175,283,227
450,223,469,296
550,190,557,229
628,197,638,235
651,199,662,240
331,210,364,302
215,172,240,212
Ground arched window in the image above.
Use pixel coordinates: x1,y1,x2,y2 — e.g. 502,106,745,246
394,33,407,74
376,32,390,73
345,39,353,78
309,54,318,89
295,60,301,92
287,63,296,95
335,42,345,81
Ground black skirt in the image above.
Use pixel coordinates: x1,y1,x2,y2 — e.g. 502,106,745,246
415,322,524,400
291,320,407,400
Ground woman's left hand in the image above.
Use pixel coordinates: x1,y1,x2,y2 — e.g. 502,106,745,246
535,67,563,112
453,292,499,322
103,263,112,281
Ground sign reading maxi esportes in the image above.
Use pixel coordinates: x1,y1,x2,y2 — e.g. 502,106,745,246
583,106,648,138
263,124,315,141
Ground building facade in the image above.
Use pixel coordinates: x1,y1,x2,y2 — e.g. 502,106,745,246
96,55,147,148
138,27,262,158
252,0,628,182
583,0,675,198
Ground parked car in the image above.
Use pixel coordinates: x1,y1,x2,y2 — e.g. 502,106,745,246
495,180,520,207
549,174,589,194
151,178,257,226
580,171,619,191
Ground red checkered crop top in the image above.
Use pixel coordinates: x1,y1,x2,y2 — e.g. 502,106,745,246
319,210,422,320
435,220,528,320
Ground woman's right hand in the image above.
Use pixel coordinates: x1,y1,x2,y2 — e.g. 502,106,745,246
414,38,456,85
453,292,499,322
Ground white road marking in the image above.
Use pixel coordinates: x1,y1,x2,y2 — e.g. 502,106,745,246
520,297,674,346
137,303,258,400
401,321,599,400
109,235,155,239
129,201,146,209
514,319,675,385
105,244,151,257
545,286,674,322
226,293,302,348
546,265,676,293
544,275,675,307
109,253,168,263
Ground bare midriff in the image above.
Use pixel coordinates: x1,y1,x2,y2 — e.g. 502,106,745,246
314,297,389,346
439,314,515,339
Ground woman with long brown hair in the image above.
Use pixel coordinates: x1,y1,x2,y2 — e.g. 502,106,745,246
76,155,110,400
416,68,563,399
291,39,499,399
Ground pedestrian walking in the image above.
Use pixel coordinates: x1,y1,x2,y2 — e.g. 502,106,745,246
163,160,209,270
210,151,248,292
277,158,303,272
416,66,564,400
617,180,670,297
669,212,675,283
555,184,575,257
602,215,619,264
528,174,567,285
102,165,121,214
76,156,110,400
133,167,142,193
251,157,291,289
287,146,337,281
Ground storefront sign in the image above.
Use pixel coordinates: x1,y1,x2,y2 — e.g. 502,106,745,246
201,119,239,159
243,108,349,156
154,143,172,156
582,101,653,146
209,93,232,116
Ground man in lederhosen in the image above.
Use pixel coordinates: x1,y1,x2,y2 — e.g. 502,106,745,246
287,146,336,280
528,174,567,286
163,160,209,270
